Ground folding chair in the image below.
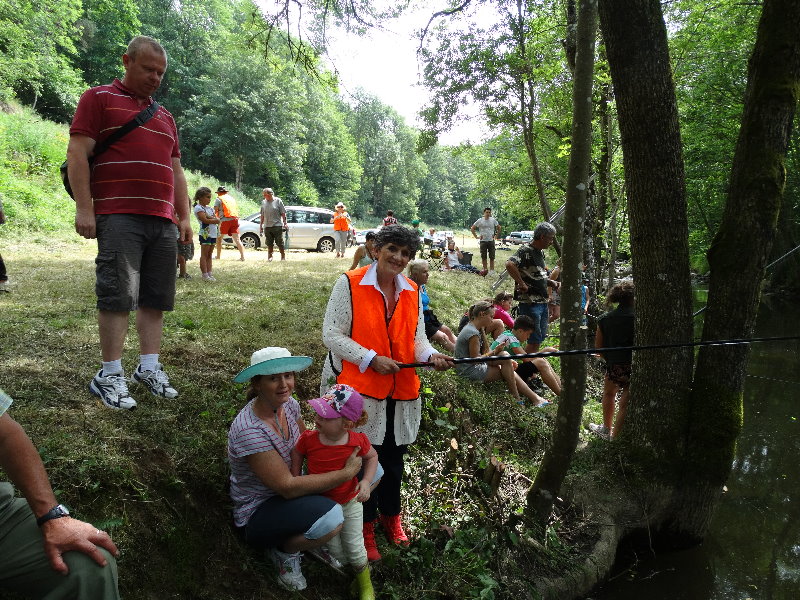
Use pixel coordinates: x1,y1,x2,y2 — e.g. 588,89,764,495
427,247,445,271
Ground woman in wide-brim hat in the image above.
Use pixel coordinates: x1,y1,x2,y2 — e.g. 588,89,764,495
330,202,352,258
227,347,362,591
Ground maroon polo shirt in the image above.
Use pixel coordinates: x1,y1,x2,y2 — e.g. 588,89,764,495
69,79,181,220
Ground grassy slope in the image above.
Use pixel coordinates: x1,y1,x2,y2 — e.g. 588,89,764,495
0,105,608,599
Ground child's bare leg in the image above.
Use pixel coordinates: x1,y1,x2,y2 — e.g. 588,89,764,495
612,386,630,438
441,324,457,347
488,318,504,339
601,376,618,430
496,359,521,401
534,357,561,395
514,372,546,406
432,330,455,352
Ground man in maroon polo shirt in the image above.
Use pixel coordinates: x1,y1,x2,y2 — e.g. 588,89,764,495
67,35,192,410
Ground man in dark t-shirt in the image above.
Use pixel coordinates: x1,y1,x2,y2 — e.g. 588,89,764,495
506,222,560,352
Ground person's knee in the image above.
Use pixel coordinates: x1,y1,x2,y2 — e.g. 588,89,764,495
62,548,119,598
304,503,344,540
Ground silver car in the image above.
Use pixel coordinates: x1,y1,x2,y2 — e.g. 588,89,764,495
223,206,337,252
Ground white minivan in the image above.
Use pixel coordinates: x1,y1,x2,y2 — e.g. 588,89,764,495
223,206,337,252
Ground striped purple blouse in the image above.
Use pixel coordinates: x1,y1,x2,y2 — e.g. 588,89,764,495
228,398,302,527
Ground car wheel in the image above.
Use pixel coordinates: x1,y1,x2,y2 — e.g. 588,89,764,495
317,237,335,253
240,233,260,250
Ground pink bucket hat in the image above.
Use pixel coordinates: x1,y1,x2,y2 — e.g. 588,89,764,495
308,384,364,422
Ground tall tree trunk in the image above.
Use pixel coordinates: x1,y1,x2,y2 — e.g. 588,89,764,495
598,0,695,475
673,0,800,540
515,0,556,227
526,0,596,526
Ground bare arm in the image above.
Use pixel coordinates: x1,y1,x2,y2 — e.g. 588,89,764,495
67,134,97,239
506,260,527,292
195,209,219,225
470,224,478,238
0,414,118,573
246,446,362,500
172,158,192,244
289,447,303,477
350,246,365,270
595,326,605,359
356,446,379,502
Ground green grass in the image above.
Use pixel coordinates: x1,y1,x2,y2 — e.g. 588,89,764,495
0,238,608,599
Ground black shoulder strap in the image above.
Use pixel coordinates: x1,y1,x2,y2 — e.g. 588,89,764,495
93,101,160,159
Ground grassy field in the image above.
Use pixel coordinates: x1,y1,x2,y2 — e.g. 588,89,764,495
0,235,606,599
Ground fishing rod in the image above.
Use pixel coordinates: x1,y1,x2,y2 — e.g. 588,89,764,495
397,335,800,368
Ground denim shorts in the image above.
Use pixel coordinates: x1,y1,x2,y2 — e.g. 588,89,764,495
517,302,549,344
95,214,178,312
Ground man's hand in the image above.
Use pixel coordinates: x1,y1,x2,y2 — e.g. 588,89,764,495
515,281,529,293
41,517,119,575
370,355,400,375
177,216,193,244
74,206,97,240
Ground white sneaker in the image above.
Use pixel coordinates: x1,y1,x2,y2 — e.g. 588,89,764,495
0,280,9,292
132,364,178,399
90,370,137,410
268,548,307,591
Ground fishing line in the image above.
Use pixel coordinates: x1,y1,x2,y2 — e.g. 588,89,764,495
397,335,800,368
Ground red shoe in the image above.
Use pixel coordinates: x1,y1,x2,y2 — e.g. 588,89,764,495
379,514,410,546
363,520,381,562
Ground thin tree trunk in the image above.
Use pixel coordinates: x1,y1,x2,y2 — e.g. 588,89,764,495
526,0,596,526
673,0,800,540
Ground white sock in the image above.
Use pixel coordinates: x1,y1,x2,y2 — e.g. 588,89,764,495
139,354,159,372
101,360,123,376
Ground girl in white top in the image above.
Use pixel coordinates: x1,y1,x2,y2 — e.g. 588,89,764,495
193,186,220,281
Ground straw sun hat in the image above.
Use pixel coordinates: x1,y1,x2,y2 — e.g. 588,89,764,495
233,347,312,383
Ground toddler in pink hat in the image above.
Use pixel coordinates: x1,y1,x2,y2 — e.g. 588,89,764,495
291,384,379,598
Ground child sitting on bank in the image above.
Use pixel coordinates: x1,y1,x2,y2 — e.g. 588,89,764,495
193,186,220,282
291,385,379,600
454,301,550,407
490,315,562,397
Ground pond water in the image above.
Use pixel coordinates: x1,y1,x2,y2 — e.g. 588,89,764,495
591,293,800,600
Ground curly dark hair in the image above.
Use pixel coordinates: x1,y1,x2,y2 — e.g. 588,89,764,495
374,225,420,255
606,280,635,306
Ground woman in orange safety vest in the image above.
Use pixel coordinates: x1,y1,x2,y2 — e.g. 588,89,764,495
320,225,452,562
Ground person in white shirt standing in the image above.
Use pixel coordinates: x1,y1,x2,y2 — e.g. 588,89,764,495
470,207,501,274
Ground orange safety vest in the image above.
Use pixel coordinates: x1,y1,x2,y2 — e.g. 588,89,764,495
218,193,238,218
333,212,350,231
338,266,421,400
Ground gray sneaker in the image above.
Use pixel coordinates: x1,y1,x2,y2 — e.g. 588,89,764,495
268,548,307,591
308,545,344,573
90,370,137,410
132,364,178,399
588,423,611,440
